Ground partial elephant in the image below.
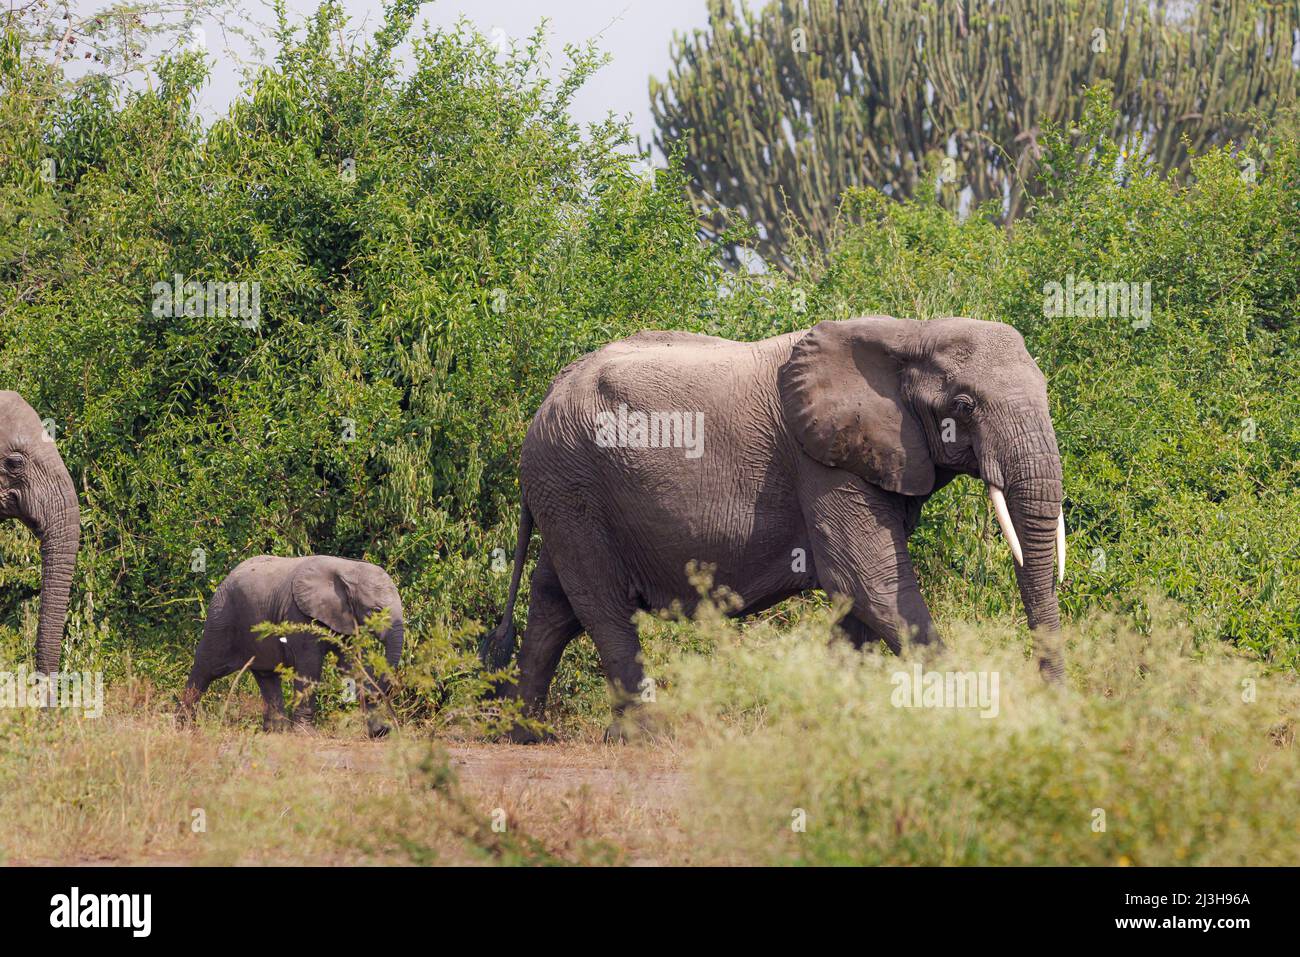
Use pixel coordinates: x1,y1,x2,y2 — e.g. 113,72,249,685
482,317,1066,740
0,391,81,677
180,555,404,737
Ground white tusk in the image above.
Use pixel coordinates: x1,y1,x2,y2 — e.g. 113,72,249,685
988,485,1024,567
1056,510,1066,584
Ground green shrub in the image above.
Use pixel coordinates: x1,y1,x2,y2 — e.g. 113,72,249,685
661,597,1300,865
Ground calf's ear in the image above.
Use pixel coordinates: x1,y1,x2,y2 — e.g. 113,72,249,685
291,561,358,635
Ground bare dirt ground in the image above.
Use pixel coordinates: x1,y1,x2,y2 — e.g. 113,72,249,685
446,743,686,810
0,684,701,866
307,739,694,865
8,729,696,866
299,738,686,809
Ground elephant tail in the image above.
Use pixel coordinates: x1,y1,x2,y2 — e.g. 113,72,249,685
480,498,533,671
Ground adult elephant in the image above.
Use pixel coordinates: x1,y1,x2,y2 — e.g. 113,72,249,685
482,317,1066,739
0,391,81,677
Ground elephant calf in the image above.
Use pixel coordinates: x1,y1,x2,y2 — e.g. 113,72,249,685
180,556,404,737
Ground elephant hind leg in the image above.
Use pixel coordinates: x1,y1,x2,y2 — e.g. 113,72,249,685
510,547,582,743
585,613,648,742
530,530,647,741
178,656,242,723
565,599,647,737
254,671,289,732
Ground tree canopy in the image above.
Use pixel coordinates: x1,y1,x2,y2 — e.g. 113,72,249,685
651,0,1300,273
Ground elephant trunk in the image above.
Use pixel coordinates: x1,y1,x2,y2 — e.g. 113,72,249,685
360,616,402,739
380,617,404,694
1010,493,1064,681
33,471,81,676
983,423,1064,681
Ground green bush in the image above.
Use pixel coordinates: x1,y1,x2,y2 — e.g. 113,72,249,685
662,597,1300,865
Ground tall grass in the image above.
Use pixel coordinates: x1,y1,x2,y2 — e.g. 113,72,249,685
0,687,651,865
2,597,1296,866
653,598,1300,865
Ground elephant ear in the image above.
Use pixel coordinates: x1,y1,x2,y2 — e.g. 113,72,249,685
291,560,358,635
778,317,935,496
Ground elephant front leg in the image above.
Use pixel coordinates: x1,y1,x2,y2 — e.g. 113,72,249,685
178,662,214,725
355,655,397,739
289,642,325,731
801,468,942,656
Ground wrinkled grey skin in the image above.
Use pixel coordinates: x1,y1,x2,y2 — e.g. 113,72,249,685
0,391,81,677
180,555,404,737
483,317,1064,741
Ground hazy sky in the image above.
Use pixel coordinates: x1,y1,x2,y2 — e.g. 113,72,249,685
195,0,716,147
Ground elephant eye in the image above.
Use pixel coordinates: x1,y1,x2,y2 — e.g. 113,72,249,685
951,394,976,416
2,453,23,473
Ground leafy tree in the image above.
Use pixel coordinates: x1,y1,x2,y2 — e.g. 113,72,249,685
3,0,245,77
651,0,1300,274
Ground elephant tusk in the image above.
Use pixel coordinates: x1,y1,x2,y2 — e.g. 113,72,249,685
1056,510,1066,584
987,485,1023,567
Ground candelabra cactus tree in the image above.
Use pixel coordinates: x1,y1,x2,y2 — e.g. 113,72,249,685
651,0,1300,274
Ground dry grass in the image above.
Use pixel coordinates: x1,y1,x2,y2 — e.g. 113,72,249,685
4,598,1298,866
0,681,688,866
655,599,1300,865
